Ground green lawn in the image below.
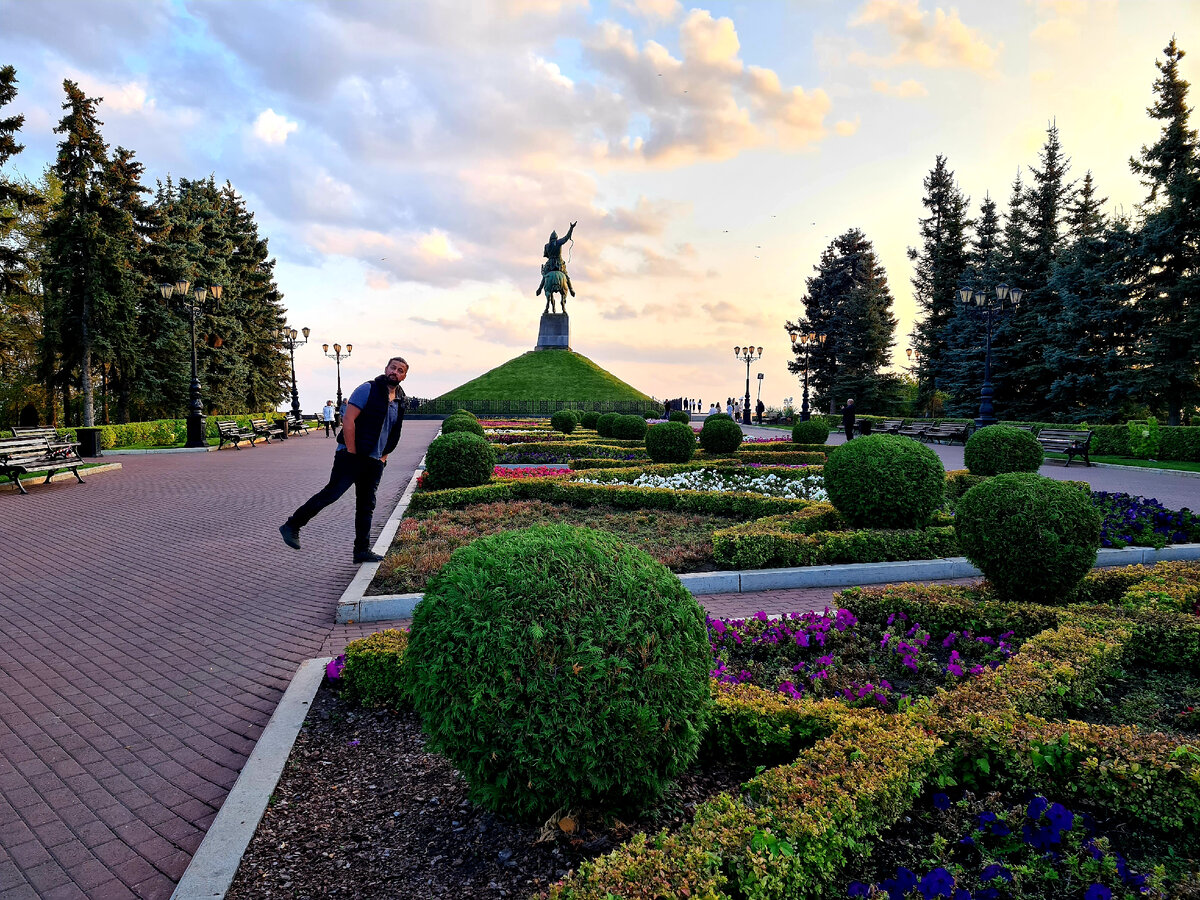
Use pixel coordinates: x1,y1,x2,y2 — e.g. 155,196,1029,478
15,461,110,481
434,350,653,404
113,437,221,450
1045,452,1200,472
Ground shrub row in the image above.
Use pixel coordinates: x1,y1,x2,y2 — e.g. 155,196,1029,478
4,413,285,449
713,519,958,569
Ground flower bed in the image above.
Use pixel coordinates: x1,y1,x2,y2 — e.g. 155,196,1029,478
1093,491,1200,548
573,466,826,501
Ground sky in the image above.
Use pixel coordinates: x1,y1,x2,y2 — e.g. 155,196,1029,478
0,0,1197,412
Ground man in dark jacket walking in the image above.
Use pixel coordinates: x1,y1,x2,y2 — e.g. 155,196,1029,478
280,356,409,563
842,397,856,440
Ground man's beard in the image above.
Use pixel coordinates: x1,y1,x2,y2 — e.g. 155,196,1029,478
385,373,400,383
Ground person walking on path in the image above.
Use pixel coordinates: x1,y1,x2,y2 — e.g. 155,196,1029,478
321,400,336,437
280,356,409,563
842,397,856,440
756,398,765,425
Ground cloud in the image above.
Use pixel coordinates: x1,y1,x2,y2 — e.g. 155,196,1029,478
417,229,462,261
612,0,682,23
835,116,861,136
871,78,928,97
849,0,1000,71
1031,0,1116,43
252,108,298,144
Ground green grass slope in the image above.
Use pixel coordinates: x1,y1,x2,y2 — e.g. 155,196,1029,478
435,351,654,403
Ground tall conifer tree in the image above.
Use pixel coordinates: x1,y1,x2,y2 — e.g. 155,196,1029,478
941,194,1000,416
1129,38,1200,425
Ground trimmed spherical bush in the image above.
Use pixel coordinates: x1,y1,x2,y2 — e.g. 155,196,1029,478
424,432,497,489
580,410,600,429
595,412,619,437
442,414,485,437
646,422,697,463
791,419,830,445
612,414,648,440
699,415,743,454
453,408,478,420
550,409,578,434
404,524,712,819
955,473,1101,603
668,410,691,424
824,434,945,528
706,413,733,423
964,425,1045,476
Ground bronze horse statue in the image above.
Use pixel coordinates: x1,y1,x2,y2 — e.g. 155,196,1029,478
537,269,570,314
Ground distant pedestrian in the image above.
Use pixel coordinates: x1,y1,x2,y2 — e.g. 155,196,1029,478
756,399,765,425
842,397,856,440
280,356,409,564
321,400,336,437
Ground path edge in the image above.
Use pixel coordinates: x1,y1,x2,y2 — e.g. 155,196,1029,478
170,656,330,899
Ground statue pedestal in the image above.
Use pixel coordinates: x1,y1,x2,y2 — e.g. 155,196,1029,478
536,312,570,350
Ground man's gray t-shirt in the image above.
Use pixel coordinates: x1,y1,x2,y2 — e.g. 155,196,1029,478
336,382,399,459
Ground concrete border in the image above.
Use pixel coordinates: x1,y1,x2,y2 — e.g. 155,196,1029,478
4,461,123,493
170,656,330,899
339,542,1200,622
104,446,216,455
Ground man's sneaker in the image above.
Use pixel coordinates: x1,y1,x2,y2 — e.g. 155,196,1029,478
353,549,385,564
279,523,301,550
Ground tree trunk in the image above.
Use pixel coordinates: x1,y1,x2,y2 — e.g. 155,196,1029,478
80,290,94,426
61,380,71,427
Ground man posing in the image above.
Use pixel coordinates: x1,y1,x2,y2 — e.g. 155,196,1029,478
280,356,409,563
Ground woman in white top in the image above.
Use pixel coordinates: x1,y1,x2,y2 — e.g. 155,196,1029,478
321,400,336,437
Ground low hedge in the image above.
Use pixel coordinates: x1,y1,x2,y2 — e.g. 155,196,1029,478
340,629,409,708
713,518,958,569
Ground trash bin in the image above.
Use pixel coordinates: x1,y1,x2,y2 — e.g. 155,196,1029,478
76,426,104,458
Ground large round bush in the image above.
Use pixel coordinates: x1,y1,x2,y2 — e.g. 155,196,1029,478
955,473,1101,603
645,422,697,463
441,414,485,437
791,419,830,445
612,414,648,440
424,432,497,488
404,525,712,818
550,409,577,434
964,425,1044,476
668,410,691,424
580,410,600,430
824,434,945,528
453,408,478,421
699,415,743,453
595,412,619,437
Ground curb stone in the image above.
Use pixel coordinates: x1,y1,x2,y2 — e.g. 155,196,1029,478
170,656,330,899
340,543,1200,623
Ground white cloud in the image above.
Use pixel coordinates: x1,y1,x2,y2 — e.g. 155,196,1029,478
252,108,298,144
835,116,862,135
417,229,462,261
612,0,682,23
850,0,1000,71
871,78,929,97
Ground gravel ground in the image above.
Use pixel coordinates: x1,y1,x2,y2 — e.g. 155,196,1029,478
227,682,754,899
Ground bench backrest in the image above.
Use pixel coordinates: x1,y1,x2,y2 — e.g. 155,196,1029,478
10,426,59,439
0,437,55,461
1038,429,1092,441
216,420,243,434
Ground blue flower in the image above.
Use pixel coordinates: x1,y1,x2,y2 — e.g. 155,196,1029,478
933,792,951,810
919,867,955,899
979,864,1012,883
1026,796,1049,820
1084,885,1112,900
847,882,870,898
953,891,973,900
1045,802,1073,833
976,889,1000,900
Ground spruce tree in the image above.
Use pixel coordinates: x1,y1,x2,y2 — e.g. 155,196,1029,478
941,194,1000,416
1129,38,1200,426
786,228,898,413
907,154,972,412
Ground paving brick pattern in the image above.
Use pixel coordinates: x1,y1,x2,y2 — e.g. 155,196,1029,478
3,419,1196,898
0,423,440,900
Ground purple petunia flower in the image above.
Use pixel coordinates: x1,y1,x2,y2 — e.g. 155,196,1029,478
1084,885,1112,900
919,867,955,899
1027,796,1050,820
1045,802,1073,833
847,882,870,898
980,864,1012,883
933,793,951,810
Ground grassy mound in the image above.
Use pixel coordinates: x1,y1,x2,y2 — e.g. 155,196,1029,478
433,351,653,404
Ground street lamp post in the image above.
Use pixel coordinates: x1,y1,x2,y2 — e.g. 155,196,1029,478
733,344,763,425
281,325,310,420
789,330,826,421
160,280,223,448
957,283,1023,428
323,342,353,415
906,347,923,415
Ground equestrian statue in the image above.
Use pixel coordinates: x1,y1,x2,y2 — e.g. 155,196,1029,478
536,220,576,314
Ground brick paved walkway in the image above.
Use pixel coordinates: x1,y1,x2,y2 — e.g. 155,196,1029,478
3,422,1196,898
0,423,440,900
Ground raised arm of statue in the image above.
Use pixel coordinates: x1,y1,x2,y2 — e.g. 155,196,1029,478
557,221,576,248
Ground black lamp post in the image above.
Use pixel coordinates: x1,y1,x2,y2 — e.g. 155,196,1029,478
789,330,826,421
160,280,223,448
733,344,762,425
281,325,310,419
323,341,352,414
906,346,924,414
957,284,1022,428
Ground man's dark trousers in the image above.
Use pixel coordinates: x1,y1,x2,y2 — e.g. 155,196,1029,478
287,450,384,553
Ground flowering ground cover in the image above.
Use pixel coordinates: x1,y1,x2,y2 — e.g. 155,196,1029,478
843,789,1176,899
573,466,827,501
708,609,1018,713
1092,491,1200,548
1064,666,1200,739
491,466,570,479
371,500,731,594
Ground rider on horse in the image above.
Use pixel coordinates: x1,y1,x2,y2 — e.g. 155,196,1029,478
538,221,576,297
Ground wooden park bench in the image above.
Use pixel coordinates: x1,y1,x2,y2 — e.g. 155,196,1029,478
1036,428,1093,467
251,418,286,444
924,422,971,445
217,420,257,450
879,420,904,434
1,435,85,494
284,412,309,435
897,420,933,440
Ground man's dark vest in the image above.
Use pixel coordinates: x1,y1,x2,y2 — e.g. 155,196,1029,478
346,375,406,457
